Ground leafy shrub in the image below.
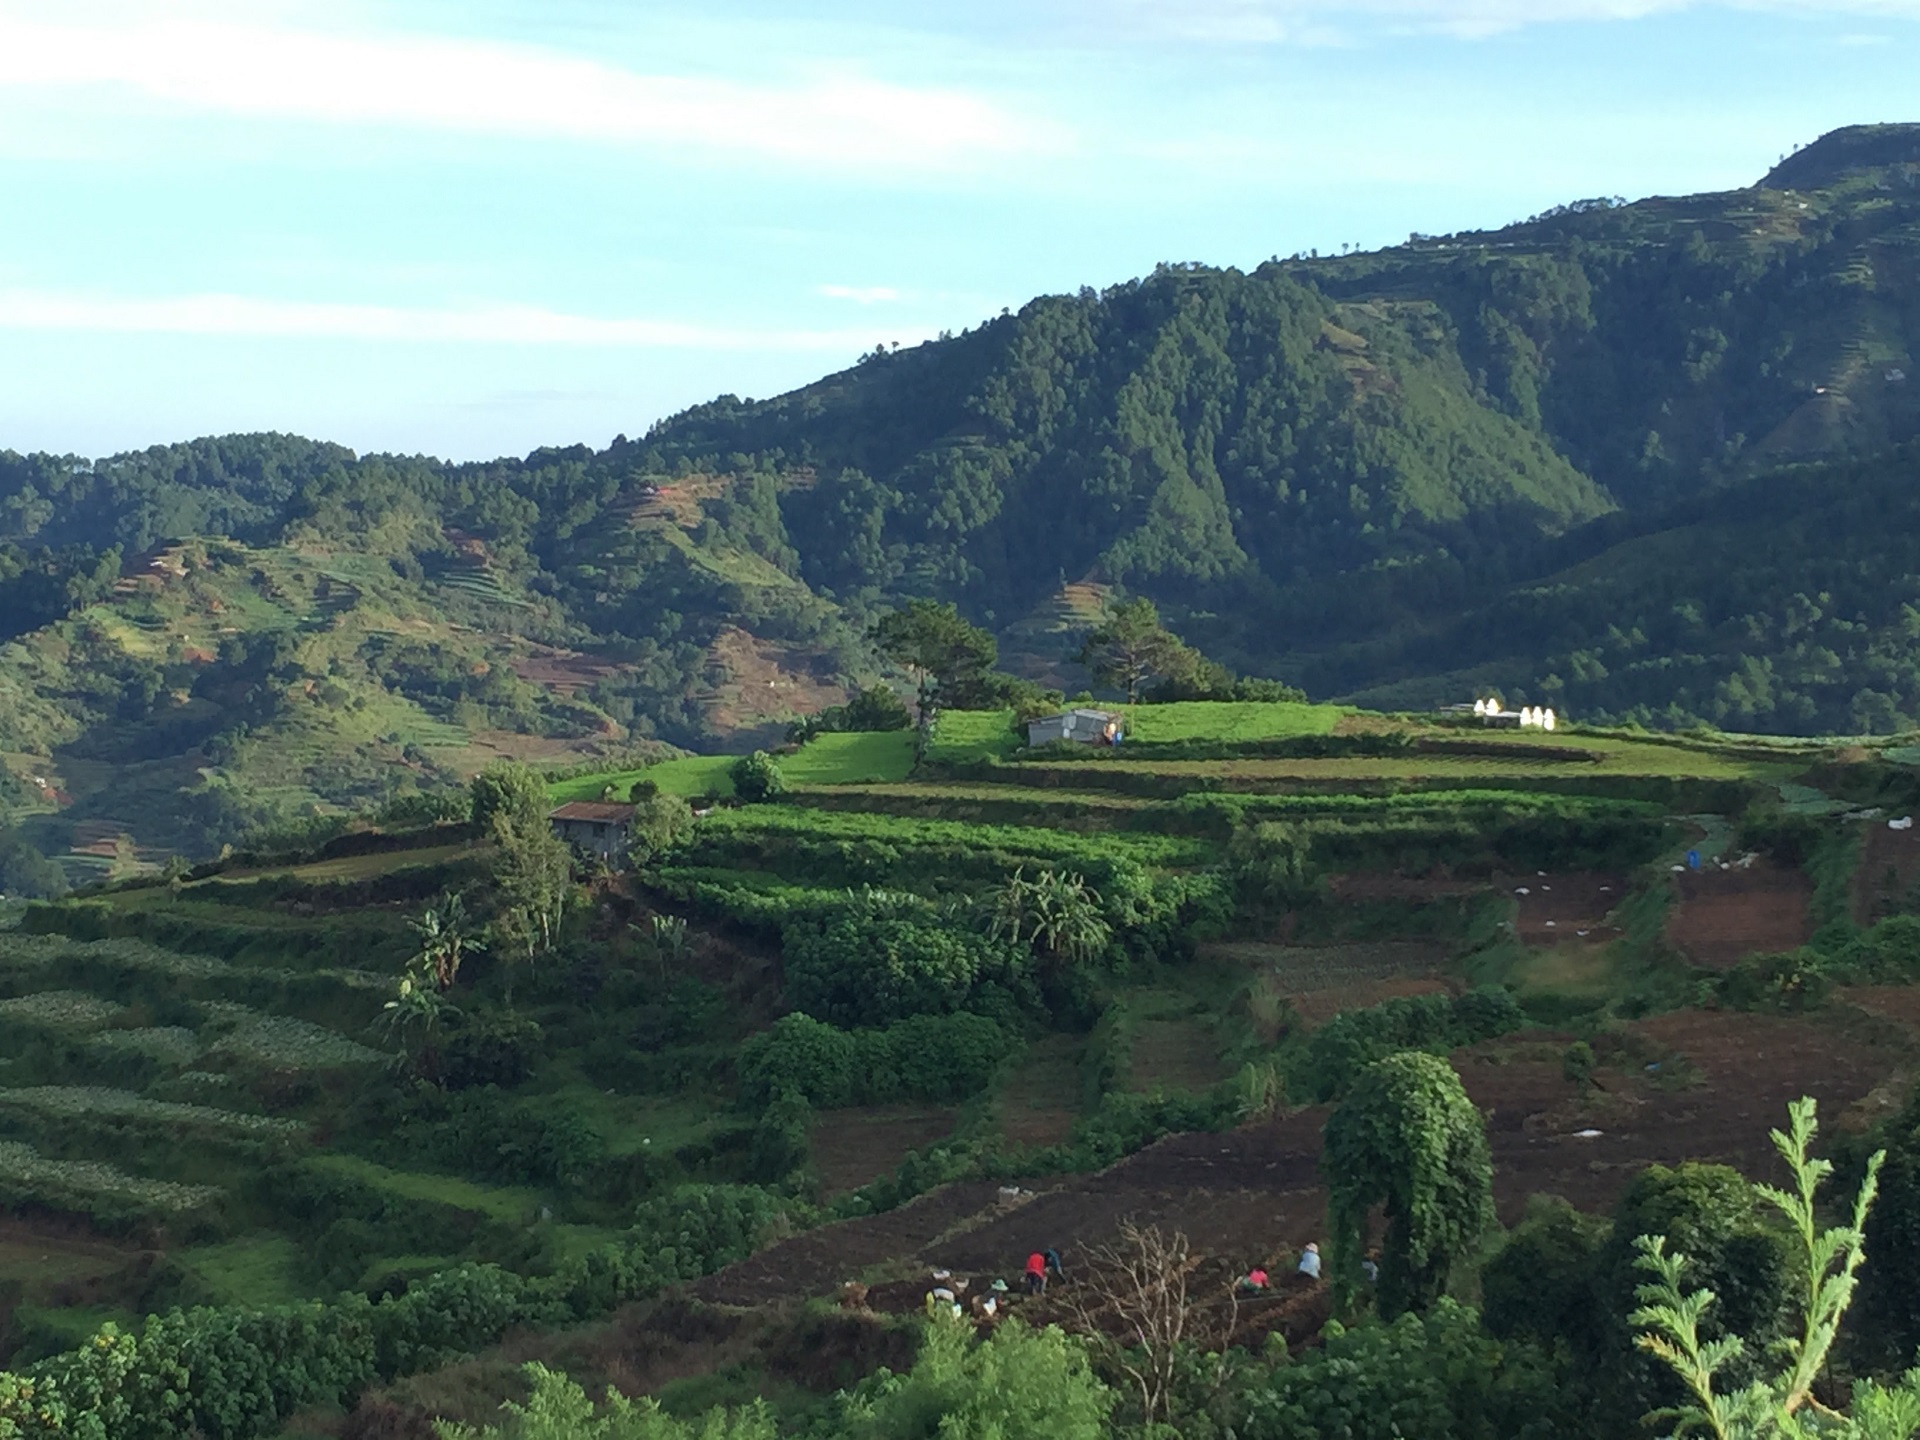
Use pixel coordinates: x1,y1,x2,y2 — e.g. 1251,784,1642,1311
845,1314,1112,1440
1238,1299,1570,1440
786,684,914,744
1586,1160,1795,1428
1480,1194,1609,1353
376,1086,606,1189
0,1185,790,1440
729,751,785,802
781,892,1028,1027
1711,948,1831,1012
441,1014,543,1090
439,1362,775,1440
738,1014,859,1108
1292,988,1525,1103
1228,821,1320,913
1560,1040,1596,1085
626,792,695,865
737,1012,1017,1109
1735,808,1826,866
747,1090,813,1183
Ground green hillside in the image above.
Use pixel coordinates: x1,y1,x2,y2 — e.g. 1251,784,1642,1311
4,126,1920,879
6,702,1920,1437
1313,442,1920,732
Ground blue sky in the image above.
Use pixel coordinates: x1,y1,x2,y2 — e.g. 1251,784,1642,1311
0,0,1915,461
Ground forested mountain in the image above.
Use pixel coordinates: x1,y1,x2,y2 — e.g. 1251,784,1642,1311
2,123,1918,877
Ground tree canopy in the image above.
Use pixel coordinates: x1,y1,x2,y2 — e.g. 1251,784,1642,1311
1321,1050,1494,1317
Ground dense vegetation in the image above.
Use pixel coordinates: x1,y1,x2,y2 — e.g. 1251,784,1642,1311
6,122,1920,1433
3,126,1919,879
3,686,1920,1437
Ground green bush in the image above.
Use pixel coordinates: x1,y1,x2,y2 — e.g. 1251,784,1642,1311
1292,988,1526,1103
737,1014,860,1108
1480,1194,1609,1354
786,684,914,743
737,1012,1017,1109
747,1090,813,1183
441,1014,543,1091
0,1185,789,1440
781,893,1029,1027
729,751,785,803
1238,1300,1571,1440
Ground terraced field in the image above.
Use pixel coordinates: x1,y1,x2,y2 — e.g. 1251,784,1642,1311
8,699,1920,1435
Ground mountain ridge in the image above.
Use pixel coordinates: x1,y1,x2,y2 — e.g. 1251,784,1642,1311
3,124,1919,880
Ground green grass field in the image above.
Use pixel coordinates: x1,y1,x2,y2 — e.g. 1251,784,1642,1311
924,709,1021,764
550,731,916,805
1116,700,1347,742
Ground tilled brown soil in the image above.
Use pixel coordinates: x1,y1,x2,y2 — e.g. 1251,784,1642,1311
697,1006,1912,1307
1667,861,1813,969
1505,871,1628,945
809,1107,959,1199
1853,822,1920,926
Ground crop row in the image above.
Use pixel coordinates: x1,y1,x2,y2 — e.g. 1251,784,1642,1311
0,990,126,1029
0,1085,304,1134
693,804,1215,868
0,1139,222,1212
0,931,232,979
201,1001,385,1068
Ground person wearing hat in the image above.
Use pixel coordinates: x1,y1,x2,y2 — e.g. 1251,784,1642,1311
1297,1243,1321,1280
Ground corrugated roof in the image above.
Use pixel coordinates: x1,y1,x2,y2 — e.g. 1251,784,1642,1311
549,802,636,823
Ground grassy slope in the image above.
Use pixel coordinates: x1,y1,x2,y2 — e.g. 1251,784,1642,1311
1,698,1899,1406
550,731,916,804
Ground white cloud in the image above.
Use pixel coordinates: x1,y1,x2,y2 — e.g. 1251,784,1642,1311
0,10,1059,171
0,289,931,351
817,284,903,304
1110,0,1920,40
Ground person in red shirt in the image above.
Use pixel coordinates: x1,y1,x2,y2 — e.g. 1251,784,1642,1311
1024,1251,1048,1295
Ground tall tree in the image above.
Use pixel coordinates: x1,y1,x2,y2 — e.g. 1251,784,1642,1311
870,599,997,724
473,762,575,973
1321,1051,1493,1318
1075,597,1202,703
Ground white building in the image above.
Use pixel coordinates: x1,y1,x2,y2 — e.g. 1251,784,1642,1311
1026,708,1123,747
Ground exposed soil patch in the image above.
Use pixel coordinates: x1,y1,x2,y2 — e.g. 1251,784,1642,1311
1202,940,1451,1030
810,1107,959,1199
1666,860,1812,969
698,627,848,743
509,647,621,698
696,1006,1909,1308
1852,821,1920,926
994,1035,1082,1151
1127,1018,1226,1095
1504,871,1627,945
1835,984,1920,1038
1327,873,1488,901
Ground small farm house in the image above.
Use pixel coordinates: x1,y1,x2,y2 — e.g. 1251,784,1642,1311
549,801,635,864
1027,708,1124,747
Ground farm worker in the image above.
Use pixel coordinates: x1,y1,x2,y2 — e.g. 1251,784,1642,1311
1297,1243,1321,1280
1362,1251,1380,1285
1024,1252,1048,1295
1237,1267,1269,1293
1044,1247,1066,1281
